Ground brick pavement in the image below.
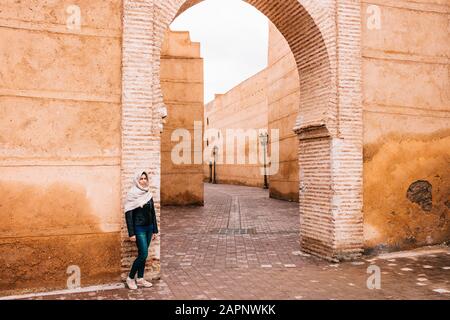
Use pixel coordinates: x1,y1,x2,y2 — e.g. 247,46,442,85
26,184,450,300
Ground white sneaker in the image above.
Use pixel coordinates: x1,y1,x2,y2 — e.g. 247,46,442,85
126,277,137,290
136,278,153,288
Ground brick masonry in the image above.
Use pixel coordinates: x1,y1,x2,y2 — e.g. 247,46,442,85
120,0,363,279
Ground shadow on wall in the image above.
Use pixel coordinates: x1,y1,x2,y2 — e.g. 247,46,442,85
363,129,450,253
0,182,121,296
161,189,204,206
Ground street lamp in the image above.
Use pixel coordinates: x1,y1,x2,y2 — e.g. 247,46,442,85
212,145,218,184
208,160,213,183
259,131,269,189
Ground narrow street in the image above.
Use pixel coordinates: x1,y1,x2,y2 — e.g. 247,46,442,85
28,184,450,300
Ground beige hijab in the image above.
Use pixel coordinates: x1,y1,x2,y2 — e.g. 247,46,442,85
124,170,153,213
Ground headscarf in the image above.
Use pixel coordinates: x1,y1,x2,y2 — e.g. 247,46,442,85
124,170,153,213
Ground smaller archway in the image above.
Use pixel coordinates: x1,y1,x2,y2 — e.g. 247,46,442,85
119,0,364,280
157,0,337,260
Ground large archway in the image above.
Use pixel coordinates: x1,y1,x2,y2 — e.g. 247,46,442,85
120,0,363,278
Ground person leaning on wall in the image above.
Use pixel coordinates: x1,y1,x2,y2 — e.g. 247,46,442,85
124,170,159,290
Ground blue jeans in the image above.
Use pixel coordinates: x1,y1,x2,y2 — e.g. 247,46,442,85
129,224,153,279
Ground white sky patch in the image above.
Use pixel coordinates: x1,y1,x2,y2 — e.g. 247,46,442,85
170,0,269,103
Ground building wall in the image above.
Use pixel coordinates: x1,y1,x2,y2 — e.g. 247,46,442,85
203,69,268,187
361,0,450,252
202,0,450,252
0,0,371,295
161,30,204,206
0,0,123,295
267,23,300,202
204,23,300,201
4,1,442,286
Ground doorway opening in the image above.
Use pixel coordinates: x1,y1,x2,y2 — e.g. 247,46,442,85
120,0,364,279
160,0,322,270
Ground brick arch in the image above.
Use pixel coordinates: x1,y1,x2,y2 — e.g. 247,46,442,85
154,0,338,136
121,0,363,277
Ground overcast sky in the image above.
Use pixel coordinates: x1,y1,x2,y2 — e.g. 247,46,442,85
170,0,269,103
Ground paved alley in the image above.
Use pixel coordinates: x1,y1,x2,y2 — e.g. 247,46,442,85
26,184,450,300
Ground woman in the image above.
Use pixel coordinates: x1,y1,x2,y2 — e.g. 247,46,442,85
124,170,159,290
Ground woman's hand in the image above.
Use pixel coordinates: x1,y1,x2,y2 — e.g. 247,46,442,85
130,235,136,241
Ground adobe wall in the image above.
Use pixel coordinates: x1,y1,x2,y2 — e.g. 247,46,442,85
0,0,123,295
267,23,300,202
161,30,204,206
203,70,268,187
203,23,300,201
361,0,450,252
202,0,450,253
0,0,368,295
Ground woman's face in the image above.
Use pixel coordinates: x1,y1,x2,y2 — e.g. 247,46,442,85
138,173,149,188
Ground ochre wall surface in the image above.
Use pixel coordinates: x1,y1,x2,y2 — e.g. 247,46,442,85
267,23,300,202
203,69,268,187
160,30,204,206
0,0,123,295
3,0,447,295
361,0,450,252
204,23,300,201
202,1,450,251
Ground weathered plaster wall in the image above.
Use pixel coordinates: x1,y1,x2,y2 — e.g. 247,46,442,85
160,30,204,206
203,22,300,201
0,0,366,294
203,69,268,187
361,0,450,252
0,0,123,295
203,0,449,253
267,22,300,202
215,0,448,255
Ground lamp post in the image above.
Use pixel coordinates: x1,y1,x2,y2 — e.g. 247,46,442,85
259,132,269,189
212,146,218,184
209,160,213,183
